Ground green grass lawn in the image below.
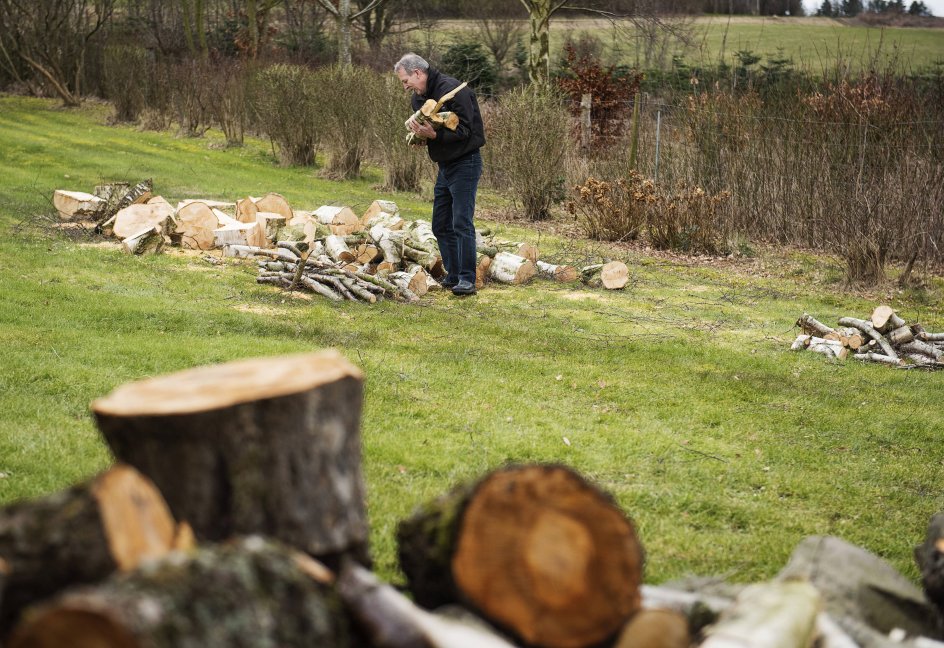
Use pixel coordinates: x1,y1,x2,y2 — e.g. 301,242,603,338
1,94,943,588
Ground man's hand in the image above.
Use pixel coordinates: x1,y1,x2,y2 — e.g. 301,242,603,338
406,115,437,140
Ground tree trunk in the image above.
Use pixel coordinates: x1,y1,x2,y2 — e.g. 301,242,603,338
523,0,555,85
0,465,188,634
8,537,350,648
91,351,370,566
396,464,644,648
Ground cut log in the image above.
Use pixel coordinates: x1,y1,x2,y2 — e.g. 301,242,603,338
0,464,188,633
364,211,406,231
121,226,164,255
112,203,175,240
213,221,261,248
176,198,234,211
476,253,492,289
535,260,578,283
871,304,896,331
402,265,429,297
918,331,944,343
92,351,369,564
235,196,259,223
888,325,915,346
838,317,898,360
361,200,399,224
408,220,438,248
852,351,903,366
53,190,105,220
581,261,629,290
487,252,536,285
807,337,848,360
489,240,539,263
613,608,690,648
899,340,943,360
175,202,220,250
256,212,286,245
795,314,835,338
790,335,811,351
396,464,643,648
325,235,356,263
253,192,293,222
338,559,516,648
8,537,348,648
315,206,361,235
701,581,820,648
354,243,380,265
370,225,403,266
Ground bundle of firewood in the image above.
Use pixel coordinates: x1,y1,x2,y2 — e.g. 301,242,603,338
3,352,944,647
792,305,944,369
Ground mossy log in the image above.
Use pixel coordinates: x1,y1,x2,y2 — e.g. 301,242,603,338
0,465,189,634
8,537,349,648
396,464,644,648
92,351,369,565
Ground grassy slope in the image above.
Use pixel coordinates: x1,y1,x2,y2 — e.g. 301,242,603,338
1,95,943,587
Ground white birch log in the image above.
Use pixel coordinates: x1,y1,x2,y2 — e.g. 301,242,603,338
53,190,105,220
917,331,944,342
402,265,429,297
837,317,898,360
112,203,175,240
581,261,629,289
370,225,403,266
315,206,360,235
790,335,811,351
408,220,439,248
796,314,835,338
898,340,943,360
870,305,896,331
488,252,536,285
809,338,848,360
224,245,299,262
175,202,221,250
256,212,286,244
361,199,399,224
700,581,821,648
852,352,903,366
121,226,164,255
213,221,260,248
325,235,356,263
535,260,578,283
887,325,915,346
364,211,405,231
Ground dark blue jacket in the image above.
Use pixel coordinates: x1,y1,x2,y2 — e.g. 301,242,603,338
412,67,485,164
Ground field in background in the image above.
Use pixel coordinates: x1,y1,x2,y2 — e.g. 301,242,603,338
2,95,943,586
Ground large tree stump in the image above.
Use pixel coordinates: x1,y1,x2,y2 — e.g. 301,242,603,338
396,464,644,648
91,351,369,566
0,465,188,634
8,537,350,648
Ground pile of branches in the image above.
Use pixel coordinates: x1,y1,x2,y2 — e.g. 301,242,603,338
793,305,944,369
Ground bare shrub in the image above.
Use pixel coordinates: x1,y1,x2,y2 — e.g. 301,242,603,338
483,87,572,220
370,75,425,192
311,65,383,179
566,173,655,242
165,58,214,137
647,184,731,254
248,63,321,166
103,45,149,123
204,58,249,146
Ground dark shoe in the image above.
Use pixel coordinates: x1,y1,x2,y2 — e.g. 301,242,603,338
451,280,476,296
440,279,458,289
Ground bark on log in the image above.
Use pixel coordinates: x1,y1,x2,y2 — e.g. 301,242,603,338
92,351,369,564
325,235,356,263
851,351,903,366
361,199,399,225
256,212,286,245
899,340,943,361
837,317,898,360
795,314,835,338
396,464,644,648
918,332,944,343
213,221,261,248
408,220,438,249
252,192,293,222
8,537,348,648
487,252,536,285
121,226,164,256
581,262,629,290
53,190,105,220
0,464,188,633
370,225,403,266
338,560,516,648
175,202,220,251
112,203,175,240
888,325,915,346
315,206,361,236
402,265,429,297
364,212,406,231
535,260,578,283
701,581,820,648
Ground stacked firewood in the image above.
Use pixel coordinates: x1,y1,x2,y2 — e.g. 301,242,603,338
792,305,944,369
3,352,944,647
54,183,631,302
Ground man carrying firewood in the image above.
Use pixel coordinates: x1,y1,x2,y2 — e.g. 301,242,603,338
395,53,485,296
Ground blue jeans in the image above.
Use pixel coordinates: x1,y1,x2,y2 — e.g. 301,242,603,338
432,151,482,285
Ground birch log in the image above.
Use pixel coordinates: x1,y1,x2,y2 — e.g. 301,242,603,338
0,465,189,633
112,203,175,240
838,317,898,360
92,351,369,564
253,192,293,222
581,261,629,290
175,202,220,250
361,199,399,225
700,581,821,648
796,314,835,338
325,235,356,263
315,206,361,235
536,260,578,283
53,190,105,220
397,464,643,648
487,252,536,285
121,226,165,255
235,196,259,223
8,537,348,648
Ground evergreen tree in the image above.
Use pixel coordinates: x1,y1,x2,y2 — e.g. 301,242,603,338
908,1,931,15
841,0,863,14
817,0,834,15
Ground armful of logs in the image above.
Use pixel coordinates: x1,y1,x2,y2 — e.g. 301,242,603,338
405,82,467,146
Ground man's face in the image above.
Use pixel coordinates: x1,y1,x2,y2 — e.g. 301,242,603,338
397,68,427,95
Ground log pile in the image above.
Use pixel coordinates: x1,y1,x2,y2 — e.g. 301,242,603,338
3,351,944,646
792,305,944,369
54,183,632,303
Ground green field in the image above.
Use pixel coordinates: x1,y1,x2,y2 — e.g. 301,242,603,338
2,94,943,588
